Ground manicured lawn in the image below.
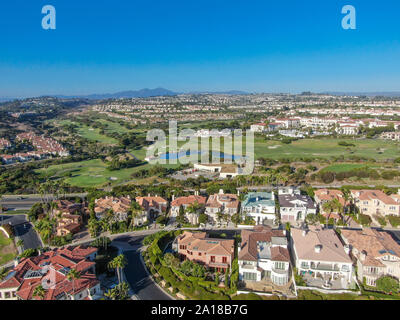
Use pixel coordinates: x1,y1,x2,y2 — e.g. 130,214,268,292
320,163,374,173
252,138,400,160
58,120,119,145
36,159,180,188
96,119,131,134
0,232,17,265
147,137,400,161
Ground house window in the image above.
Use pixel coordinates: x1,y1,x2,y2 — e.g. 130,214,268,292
211,256,216,263
243,272,257,281
275,262,285,270
198,252,202,256
222,257,227,264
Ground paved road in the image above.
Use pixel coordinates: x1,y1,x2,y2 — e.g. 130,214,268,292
113,235,172,300
0,215,42,250
0,193,88,211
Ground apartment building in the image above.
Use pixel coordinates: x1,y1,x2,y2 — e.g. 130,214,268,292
341,228,400,287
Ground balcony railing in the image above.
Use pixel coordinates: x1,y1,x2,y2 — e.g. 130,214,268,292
310,262,339,272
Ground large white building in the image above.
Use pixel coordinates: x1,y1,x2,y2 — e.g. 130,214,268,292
238,226,291,286
241,192,276,225
290,226,353,288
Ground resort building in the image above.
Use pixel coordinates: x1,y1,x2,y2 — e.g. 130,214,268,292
238,226,291,286
193,163,243,179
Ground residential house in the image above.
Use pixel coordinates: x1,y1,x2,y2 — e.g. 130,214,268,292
238,226,291,286
0,246,101,300
290,226,353,287
314,189,347,221
381,131,400,141
174,231,235,273
341,228,400,287
250,123,267,133
241,192,276,225
350,189,400,217
136,195,168,220
205,190,240,223
94,196,132,222
278,186,301,196
278,193,316,223
170,194,207,225
0,138,11,149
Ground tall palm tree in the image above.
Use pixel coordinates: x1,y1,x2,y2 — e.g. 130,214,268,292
67,269,81,300
33,284,46,300
108,254,128,284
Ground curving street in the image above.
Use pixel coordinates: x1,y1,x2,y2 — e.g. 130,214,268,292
112,235,172,300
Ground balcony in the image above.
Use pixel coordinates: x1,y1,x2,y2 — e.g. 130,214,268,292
271,267,289,275
310,262,339,272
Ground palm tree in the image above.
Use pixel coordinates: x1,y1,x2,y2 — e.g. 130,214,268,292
0,268,8,281
67,269,81,300
33,284,46,300
108,254,128,284
104,282,130,300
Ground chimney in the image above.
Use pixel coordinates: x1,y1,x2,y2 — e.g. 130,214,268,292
172,194,175,201
14,257,20,267
148,193,151,197
314,245,322,253
219,189,224,195
344,245,350,255
302,230,307,237
360,250,367,261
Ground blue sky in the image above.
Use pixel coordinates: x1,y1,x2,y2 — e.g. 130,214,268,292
0,0,399,97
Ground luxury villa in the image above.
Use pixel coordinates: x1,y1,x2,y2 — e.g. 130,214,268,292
241,192,276,225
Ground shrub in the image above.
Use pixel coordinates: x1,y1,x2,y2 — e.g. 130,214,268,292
388,215,400,228
376,276,399,294
232,293,263,300
357,214,372,227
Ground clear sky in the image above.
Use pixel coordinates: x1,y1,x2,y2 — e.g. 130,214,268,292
0,0,400,97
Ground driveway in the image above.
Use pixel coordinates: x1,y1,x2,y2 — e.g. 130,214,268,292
0,214,42,250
